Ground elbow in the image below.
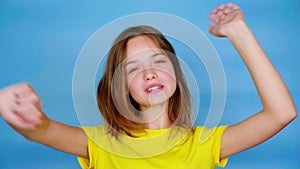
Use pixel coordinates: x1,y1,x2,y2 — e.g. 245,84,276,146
278,107,297,126
265,103,298,127
289,108,298,122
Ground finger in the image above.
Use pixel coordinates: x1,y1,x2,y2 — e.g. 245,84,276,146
12,104,42,125
227,3,240,11
218,4,226,10
216,10,225,18
14,83,40,104
16,91,42,106
223,8,232,15
2,111,37,130
13,83,33,95
15,115,38,130
222,5,232,15
208,14,219,24
208,24,216,35
211,8,219,14
0,87,17,118
14,105,42,124
14,84,42,107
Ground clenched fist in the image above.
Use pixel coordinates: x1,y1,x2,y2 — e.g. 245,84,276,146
0,83,46,130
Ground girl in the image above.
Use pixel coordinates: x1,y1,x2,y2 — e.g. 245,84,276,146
0,3,297,169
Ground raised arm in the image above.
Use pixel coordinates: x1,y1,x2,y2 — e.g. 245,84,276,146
208,3,297,159
0,83,88,158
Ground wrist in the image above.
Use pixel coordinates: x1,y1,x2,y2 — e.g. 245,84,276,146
225,20,250,41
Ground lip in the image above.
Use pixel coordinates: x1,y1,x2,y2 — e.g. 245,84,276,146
145,83,164,94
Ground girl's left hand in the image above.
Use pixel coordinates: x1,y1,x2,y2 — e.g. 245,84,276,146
208,3,244,37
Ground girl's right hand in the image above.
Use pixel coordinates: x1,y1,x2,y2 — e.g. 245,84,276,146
0,83,46,130
1,83,88,157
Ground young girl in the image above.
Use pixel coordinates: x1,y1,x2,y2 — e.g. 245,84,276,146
0,3,297,169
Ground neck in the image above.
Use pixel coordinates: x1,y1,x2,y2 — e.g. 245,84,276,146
140,102,171,129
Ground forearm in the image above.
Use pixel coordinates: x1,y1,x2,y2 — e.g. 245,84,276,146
10,115,50,141
210,3,297,159
227,21,297,122
39,120,87,157
11,118,88,157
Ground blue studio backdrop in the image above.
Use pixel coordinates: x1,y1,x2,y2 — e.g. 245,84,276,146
0,0,299,169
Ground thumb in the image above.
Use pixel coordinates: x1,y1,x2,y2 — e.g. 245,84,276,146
208,24,216,35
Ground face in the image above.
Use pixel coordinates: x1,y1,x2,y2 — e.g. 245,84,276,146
125,35,176,111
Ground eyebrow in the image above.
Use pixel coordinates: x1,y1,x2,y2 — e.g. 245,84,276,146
125,52,165,66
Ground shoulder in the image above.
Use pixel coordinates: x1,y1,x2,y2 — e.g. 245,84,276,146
193,126,228,144
80,125,107,138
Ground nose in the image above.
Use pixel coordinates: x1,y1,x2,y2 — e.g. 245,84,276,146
143,68,157,81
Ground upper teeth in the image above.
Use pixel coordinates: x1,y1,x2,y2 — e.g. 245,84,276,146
147,86,160,91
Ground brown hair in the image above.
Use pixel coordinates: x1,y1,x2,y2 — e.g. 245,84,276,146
97,25,192,137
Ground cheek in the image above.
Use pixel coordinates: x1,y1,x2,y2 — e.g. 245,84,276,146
162,66,176,84
128,75,142,96
162,69,177,93
159,63,176,81
169,66,176,80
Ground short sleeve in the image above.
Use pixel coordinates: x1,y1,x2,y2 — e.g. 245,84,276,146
77,156,90,169
212,126,228,167
198,126,229,167
77,127,97,169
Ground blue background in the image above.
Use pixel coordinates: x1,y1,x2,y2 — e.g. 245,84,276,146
0,0,299,168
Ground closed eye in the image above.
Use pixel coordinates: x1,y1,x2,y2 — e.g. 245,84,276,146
128,67,140,74
154,60,166,64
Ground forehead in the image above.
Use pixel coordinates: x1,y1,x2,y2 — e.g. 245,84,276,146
126,35,161,58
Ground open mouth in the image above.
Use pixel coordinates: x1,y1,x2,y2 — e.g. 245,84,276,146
145,84,164,94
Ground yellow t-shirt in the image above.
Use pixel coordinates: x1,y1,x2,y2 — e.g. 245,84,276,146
78,126,228,169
